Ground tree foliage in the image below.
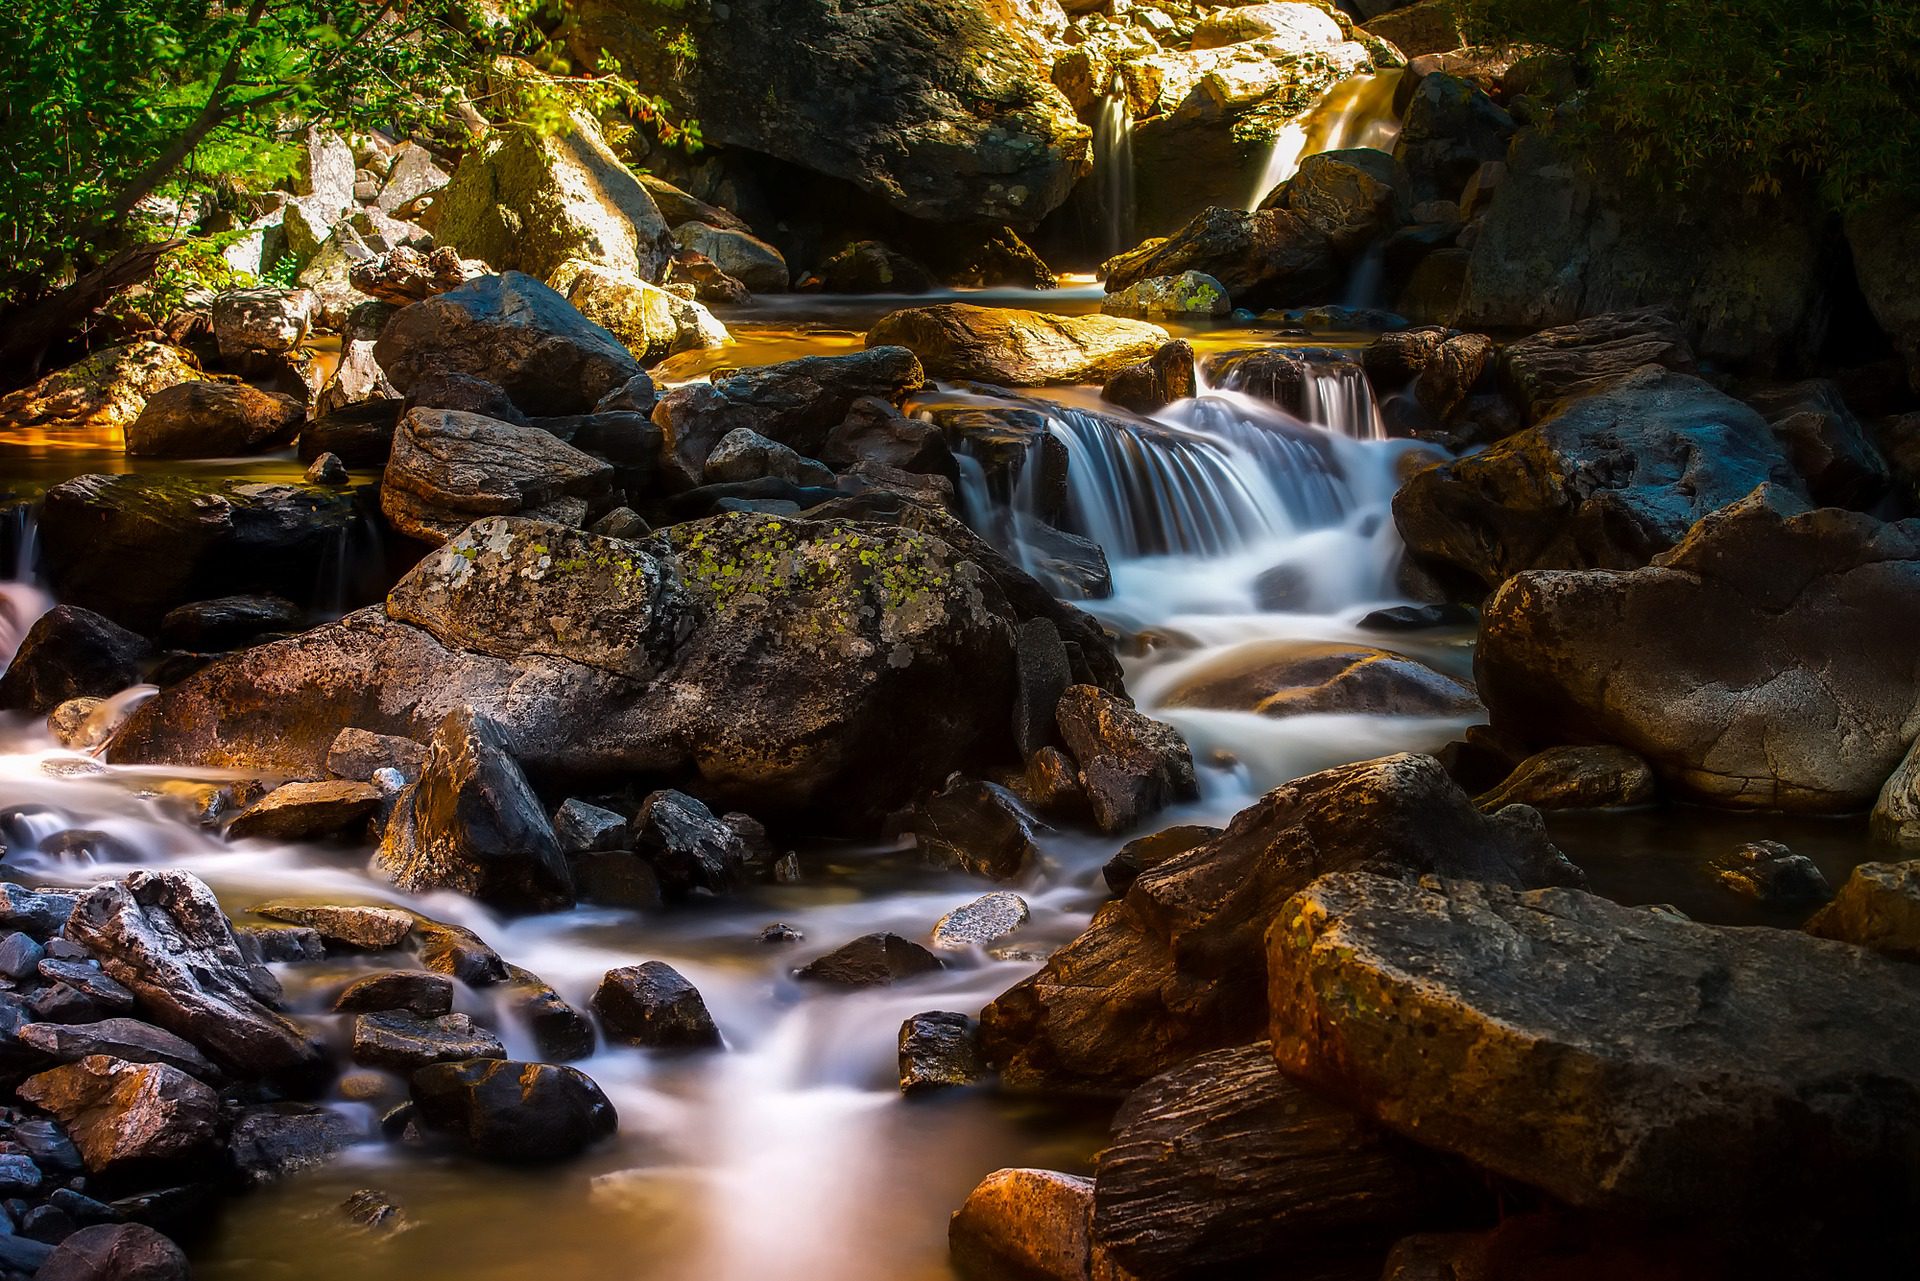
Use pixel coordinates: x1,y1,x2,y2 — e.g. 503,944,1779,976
1454,0,1920,209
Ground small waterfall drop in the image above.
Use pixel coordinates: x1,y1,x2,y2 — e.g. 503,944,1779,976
1302,362,1387,441
0,505,52,671
1248,70,1404,209
1093,76,1136,260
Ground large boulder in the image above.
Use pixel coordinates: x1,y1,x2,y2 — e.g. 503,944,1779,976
33,1224,189,1281
124,381,304,458
548,258,728,363
0,341,207,437
1497,308,1697,423
566,0,1088,224
409,1059,617,1162
949,1168,1093,1281
1268,872,1920,1229
0,606,151,715
428,113,673,282
380,408,614,544
868,305,1167,387
673,222,788,292
978,754,1581,1092
1476,488,1920,810
1394,367,1804,594
16,1056,220,1177
373,273,643,417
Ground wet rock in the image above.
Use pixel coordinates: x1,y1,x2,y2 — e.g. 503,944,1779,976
327,728,428,784
631,790,747,898
1499,308,1698,423
703,428,835,487
796,933,944,987
340,1188,408,1233
1477,489,1920,810
236,924,324,963
228,1102,361,1185
332,971,454,1018
898,1011,983,1093
158,593,303,649
1092,1044,1480,1281
1102,825,1223,897
1356,602,1475,631
1158,641,1481,720
949,1167,1092,1281
570,849,664,912
553,799,628,854
591,962,721,1049
405,914,508,986
373,272,642,417
759,923,803,945
0,606,151,716
18,1056,220,1176
981,753,1582,1093
1268,872,1920,1223
0,1151,42,1195
868,305,1167,387
932,892,1030,951
38,958,135,1010
1395,368,1802,594
123,381,303,459
1473,745,1656,812
409,1059,617,1162
1103,273,1230,320
17,1019,217,1078
1745,378,1889,509
352,1010,505,1072
380,407,613,545
1807,861,1920,961
1054,685,1196,834
914,779,1040,882
251,901,414,951
0,340,208,437
1011,618,1072,761
1708,841,1830,904
1101,339,1198,415
502,964,596,1062
64,871,325,1081
226,780,382,841
33,1224,188,1281
375,707,573,911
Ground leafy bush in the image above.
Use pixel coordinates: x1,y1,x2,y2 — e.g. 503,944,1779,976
1454,0,1920,208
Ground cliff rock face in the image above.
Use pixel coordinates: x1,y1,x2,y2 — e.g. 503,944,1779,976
565,0,1089,224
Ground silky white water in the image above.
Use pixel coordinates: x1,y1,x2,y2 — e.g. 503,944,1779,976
1247,70,1406,209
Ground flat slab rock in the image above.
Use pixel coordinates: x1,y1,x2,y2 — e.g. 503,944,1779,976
1268,872,1920,1223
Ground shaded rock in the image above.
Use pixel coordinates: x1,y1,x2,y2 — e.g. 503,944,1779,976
1500,308,1698,423
1848,196,1920,393
1473,745,1656,812
1093,1043,1480,1281
228,1102,361,1185
811,240,936,294
373,272,642,417
1103,273,1230,319
158,594,302,649
1357,602,1475,631
868,305,1168,386
405,913,508,986
823,397,955,479
932,892,1031,951
1157,641,1481,720
380,407,613,545
0,930,44,979
0,341,207,437
236,924,324,963
501,964,596,1062
1395,368,1802,593
673,222,787,292
591,962,721,1049
1103,825,1220,896
704,427,834,487
1055,685,1196,834
18,1056,219,1176
33,1224,188,1281
0,606,150,716
571,849,664,912
1012,618,1071,760
796,933,943,987
332,971,454,1018
898,1011,983,1093
375,707,573,911
1477,489,1920,810
64,871,325,1081
632,789,747,898
914,779,1040,881
1394,72,1513,206
949,1168,1092,1281
299,399,401,468
327,728,428,784
1101,339,1197,415
981,753,1581,1092
409,1059,617,1162
1745,378,1890,509
403,371,528,424
1708,841,1830,904
1268,872,1920,1223
251,901,414,951
553,799,628,854
1807,861,1920,962
124,381,304,458
226,780,381,841
352,1010,504,1072
16,1019,217,1078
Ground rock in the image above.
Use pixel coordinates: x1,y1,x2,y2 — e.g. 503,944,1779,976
1102,339,1197,415
652,346,924,485
632,789,747,898
673,222,787,292
569,0,1086,225
0,930,44,979
704,428,835,487
379,407,612,544
376,140,449,213
1745,378,1890,508
352,1010,505,1072
123,381,304,458
932,892,1031,950
326,728,428,783
373,272,642,417
548,258,727,362
375,707,573,911
868,305,1169,386
405,913,509,986
409,1059,617,1162
898,1011,983,1093
1092,1043,1477,1281
226,780,382,841
981,753,1581,1093
64,871,326,1081
159,593,303,649
1101,207,1335,311
33,1224,188,1281
333,971,454,1017
1103,825,1220,897
1103,273,1231,319
553,799,628,854
228,1102,361,1185
237,925,324,963
501,964,596,1062
949,1168,1092,1281
590,962,721,1049
1054,685,1196,834
1266,149,1403,256
300,399,400,468
17,1019,217,1078
811,240,937,294
1268,872,1920,1224
1477,489,1920,810
1473,745,1656,811
914,779,1040,881
251,901,414,950
1395,368,1803,594
1499,308,1698,423
1708,841,1830,904
1848,196,1920,393
0,606,150,715
18,1057,220,1176
796,933,944,987
0,341,207,437
1393,72,1513,205
36,473,364,631
0,886,75,941
38,958,136,1011
211,288,311,356
1807,861,1920,961
822,397,955,479
429,113,672,282
1157,642,1481,720
340,1188,408,1233
349,244,480,305
1357,602,1475,631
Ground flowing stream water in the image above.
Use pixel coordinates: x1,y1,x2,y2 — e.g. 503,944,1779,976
0,290,1877,1279
1247,70,1405,209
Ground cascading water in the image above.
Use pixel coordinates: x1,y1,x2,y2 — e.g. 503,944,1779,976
1092,77,1136,262
1301,360,1388,441
1247,69,1405,209
0,505,50,668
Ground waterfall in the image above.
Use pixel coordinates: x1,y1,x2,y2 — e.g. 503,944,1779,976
1248,70,1404,209
1302,362,1387,441
0,505,52,672
1206,350,1389,442
1093,77,1136,260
